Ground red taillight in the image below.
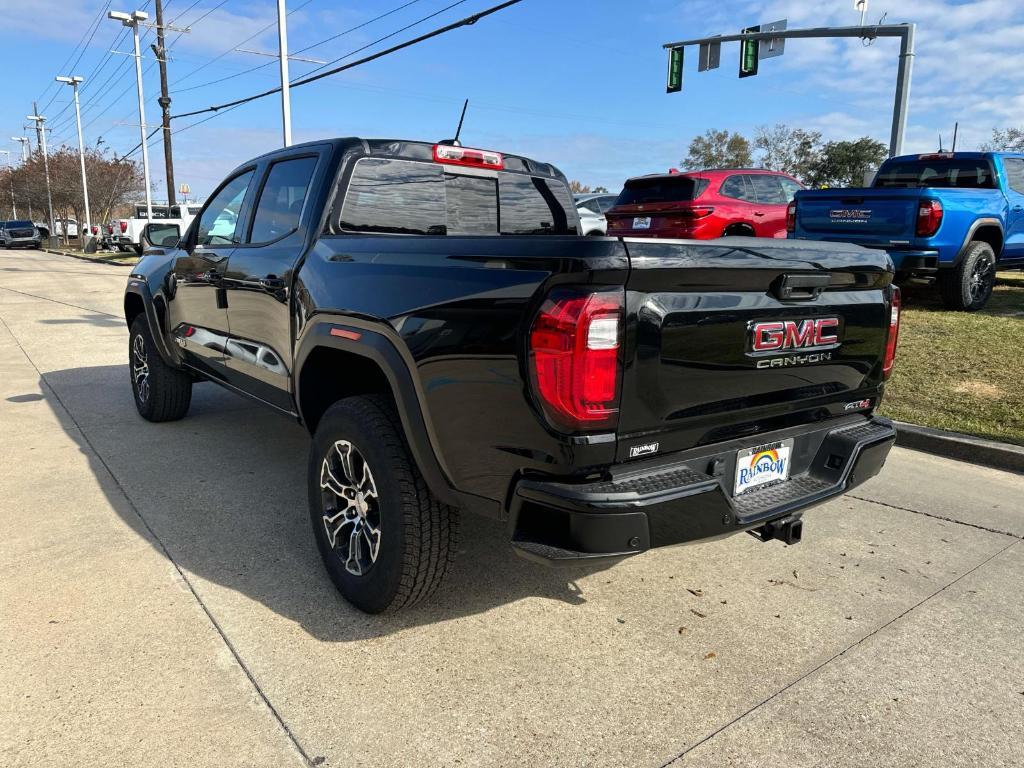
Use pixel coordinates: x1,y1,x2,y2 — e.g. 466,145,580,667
432,143,504,170
119,220,128,233
91,225,98,235
678,206,714,219
882,286,900,379
915,199,942,237
529,289,623,430
786,201,797,233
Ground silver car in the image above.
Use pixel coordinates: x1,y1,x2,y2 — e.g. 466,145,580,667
574,193,619,236
0,220,42,249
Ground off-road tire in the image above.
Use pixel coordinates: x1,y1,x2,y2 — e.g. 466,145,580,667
308,395,459,614
129,315,192,421
938,241,996,311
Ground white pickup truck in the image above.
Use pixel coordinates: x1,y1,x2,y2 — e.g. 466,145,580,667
104,203,203,253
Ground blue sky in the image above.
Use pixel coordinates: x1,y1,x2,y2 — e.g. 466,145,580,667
1,0,1022,198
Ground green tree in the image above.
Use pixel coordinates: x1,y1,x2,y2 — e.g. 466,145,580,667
683,129,752,170
806,137,888,188
982,127,1024,152
754,123,822,183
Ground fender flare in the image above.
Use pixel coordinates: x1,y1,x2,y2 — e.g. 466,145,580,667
124,278,179,368
293,316,460,508
952,218,1003,266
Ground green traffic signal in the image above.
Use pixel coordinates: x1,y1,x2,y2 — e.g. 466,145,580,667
666,47,683,93
739,25,759,78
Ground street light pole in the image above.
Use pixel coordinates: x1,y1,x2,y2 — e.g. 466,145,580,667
110,9,153,220
277,0,292,147
26,113,54,244
0,150,16,219
12,136,29,163
57,75,92,244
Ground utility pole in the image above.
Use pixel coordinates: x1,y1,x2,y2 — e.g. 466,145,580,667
56,75,92,244
153,0,176,206
31,102,43,152
26,113,54,243
110,9,153,220
277,0,292,146
0,150,16,219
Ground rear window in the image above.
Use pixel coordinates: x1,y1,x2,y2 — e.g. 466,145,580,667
614,176,709,206
874,158,996,189
338,157,576,236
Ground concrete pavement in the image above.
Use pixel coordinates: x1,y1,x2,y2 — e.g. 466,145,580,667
1,249,1021,767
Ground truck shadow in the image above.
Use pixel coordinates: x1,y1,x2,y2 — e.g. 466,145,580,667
42,365,612,642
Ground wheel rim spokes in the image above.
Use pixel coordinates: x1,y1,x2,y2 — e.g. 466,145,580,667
132,334,150,403
320,440,381,576
970,257,993,301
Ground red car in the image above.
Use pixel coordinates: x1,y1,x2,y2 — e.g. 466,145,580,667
605,169,804,240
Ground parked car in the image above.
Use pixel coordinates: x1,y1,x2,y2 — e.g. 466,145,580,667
789,151,1024,311
124,137,898,614
606,169,804,239
0,220,42,249
54,218,80,239
574,193,619,236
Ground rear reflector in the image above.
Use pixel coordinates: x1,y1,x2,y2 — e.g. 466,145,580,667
882,286,900,379
915,198,943,237
330,327,362,341
432,143,503,170
529,289,624,431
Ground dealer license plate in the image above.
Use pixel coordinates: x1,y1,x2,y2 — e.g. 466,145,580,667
632,216,651,229
734,439,794,496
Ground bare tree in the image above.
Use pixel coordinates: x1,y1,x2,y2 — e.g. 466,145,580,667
981,127,1024,152
569,180,592,194
754,124,822,183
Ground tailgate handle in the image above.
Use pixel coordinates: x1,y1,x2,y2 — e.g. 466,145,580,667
774,273,830,301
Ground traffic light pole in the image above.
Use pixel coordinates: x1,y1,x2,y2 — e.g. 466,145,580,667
663,23,916,157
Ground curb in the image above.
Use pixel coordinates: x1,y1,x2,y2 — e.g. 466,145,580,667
894,421,1024,474
44,248,137,267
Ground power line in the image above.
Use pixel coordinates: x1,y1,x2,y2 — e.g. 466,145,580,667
172,0,316,88
172,0,428,95
36,1,113,112
173,0,521,120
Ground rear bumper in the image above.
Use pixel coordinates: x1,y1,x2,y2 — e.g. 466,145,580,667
509,416,895,563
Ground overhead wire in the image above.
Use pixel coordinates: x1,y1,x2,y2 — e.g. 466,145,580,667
173,0,519,120
171,0,427,94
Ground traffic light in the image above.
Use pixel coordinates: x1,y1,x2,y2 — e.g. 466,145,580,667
739,25,759,78
666,46,683,93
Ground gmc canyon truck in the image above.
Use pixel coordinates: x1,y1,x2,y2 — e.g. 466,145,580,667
789,152,1024,311
124,138,899,613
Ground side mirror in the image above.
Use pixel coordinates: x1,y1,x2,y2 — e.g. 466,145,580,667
143,222,180,250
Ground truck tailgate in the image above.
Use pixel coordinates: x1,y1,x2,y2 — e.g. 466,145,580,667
617,237,893,461
795,188,921,241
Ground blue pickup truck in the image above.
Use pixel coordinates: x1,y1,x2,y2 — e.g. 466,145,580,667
789,152,1024,310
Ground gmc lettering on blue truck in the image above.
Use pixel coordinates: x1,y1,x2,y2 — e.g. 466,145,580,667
788,152,1024,311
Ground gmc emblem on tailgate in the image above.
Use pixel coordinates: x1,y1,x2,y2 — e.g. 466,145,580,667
748,318,841,368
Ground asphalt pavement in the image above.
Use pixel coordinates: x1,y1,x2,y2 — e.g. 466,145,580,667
1,248,1022,768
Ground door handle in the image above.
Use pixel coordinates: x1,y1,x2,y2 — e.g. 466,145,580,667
754,211,766,217
1013,205,1023,212
258,276,286,290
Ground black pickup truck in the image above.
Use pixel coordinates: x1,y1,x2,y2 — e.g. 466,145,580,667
124,138,899,613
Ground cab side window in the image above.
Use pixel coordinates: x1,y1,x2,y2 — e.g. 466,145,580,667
1002,158,1024,194
249,156,318,244
197,170,254,246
